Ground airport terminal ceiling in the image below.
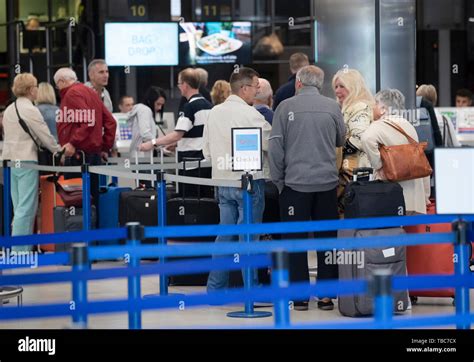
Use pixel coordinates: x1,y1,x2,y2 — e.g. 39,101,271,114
0,0,473,109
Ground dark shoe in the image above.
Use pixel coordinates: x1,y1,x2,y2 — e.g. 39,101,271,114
294,301,309,311
317,299,334,311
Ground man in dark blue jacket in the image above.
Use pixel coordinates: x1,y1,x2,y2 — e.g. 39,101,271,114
273,53,310,110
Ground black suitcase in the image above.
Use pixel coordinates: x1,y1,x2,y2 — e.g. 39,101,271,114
339,168,409,316
119,190,158,244
344,168,406,219
166,158,219,286
53,206,97,253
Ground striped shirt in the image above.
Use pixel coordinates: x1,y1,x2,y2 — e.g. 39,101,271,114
175,94,212,162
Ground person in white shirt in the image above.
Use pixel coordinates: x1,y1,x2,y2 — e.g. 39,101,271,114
203,67,272,291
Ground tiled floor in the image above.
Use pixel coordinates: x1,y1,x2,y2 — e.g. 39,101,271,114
1,257,472,330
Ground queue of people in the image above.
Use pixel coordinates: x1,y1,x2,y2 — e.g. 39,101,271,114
0,52,469,312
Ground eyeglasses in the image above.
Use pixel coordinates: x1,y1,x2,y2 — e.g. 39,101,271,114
243,83,259,89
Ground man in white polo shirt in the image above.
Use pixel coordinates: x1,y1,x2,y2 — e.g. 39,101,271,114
203,67,272,291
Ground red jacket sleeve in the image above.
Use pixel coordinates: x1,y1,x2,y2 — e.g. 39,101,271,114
64,89,95,149
101,103,117,152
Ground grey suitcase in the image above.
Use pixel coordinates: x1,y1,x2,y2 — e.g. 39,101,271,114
338,227,409,317
53,206,97,253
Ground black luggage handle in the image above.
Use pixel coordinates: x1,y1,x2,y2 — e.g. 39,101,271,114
353,167,374,182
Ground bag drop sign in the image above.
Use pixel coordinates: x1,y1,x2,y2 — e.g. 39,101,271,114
232,128,262,171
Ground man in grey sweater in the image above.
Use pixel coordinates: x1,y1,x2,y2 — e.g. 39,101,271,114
269,65,346,311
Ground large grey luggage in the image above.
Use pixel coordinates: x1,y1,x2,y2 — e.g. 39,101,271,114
338,228,409,317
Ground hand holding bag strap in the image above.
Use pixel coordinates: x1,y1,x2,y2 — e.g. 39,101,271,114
382,120,418,145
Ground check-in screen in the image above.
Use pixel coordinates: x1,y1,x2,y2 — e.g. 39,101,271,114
435,148,474,214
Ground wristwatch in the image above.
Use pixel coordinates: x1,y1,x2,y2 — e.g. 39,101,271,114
151,138,157,147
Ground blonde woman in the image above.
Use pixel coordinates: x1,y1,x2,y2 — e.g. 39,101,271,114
210,80,231,106
36,82,59,140
332,69,374,211
2,73,61,250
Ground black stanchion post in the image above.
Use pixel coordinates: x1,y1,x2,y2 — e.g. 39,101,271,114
372,269,393,329
71,243,89,328
272,251,290,327
452,220,471,330
126,222,144,329
157,171,169,296
81,164,91,233
3,160,12,237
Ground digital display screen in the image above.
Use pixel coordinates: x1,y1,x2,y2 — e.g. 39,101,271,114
435,148,474,214
179,22,251,65
105,23,179,66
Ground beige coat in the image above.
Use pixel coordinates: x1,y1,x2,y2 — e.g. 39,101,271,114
203,95,272,180
342,101,373,171
361,115,430,214
2,97,61,161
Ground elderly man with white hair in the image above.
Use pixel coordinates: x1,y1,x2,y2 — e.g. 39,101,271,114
54,67,117,226
253,78,274,124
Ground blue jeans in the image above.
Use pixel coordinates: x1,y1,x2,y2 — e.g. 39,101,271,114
11,163,38,252
207,179,265,291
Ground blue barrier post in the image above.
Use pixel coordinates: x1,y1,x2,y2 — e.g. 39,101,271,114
372,269,393,329
453,220,471,330
272,251,290,327
3,160,12,237
228,174,272,319
157,171,168,296
81,164,91,233
126,222,144,329
72,243,89,327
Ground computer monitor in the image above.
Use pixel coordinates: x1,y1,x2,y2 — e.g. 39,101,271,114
435,148,474,214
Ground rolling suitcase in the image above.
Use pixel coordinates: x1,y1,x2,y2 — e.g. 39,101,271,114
344,168,406,219
39,175,83,252
118,152,160,244
119,189,158,244
405,202,455,301
167,158,219,286
98,185,132,245
339,168,409,317
53,206,97,253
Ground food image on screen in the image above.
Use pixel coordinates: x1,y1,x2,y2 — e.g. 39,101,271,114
179,22,251,65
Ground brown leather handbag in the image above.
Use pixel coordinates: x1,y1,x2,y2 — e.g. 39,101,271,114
378,121,433,182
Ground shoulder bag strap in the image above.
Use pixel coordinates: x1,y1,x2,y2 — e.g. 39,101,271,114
14,100,42,150
382,121,418,145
